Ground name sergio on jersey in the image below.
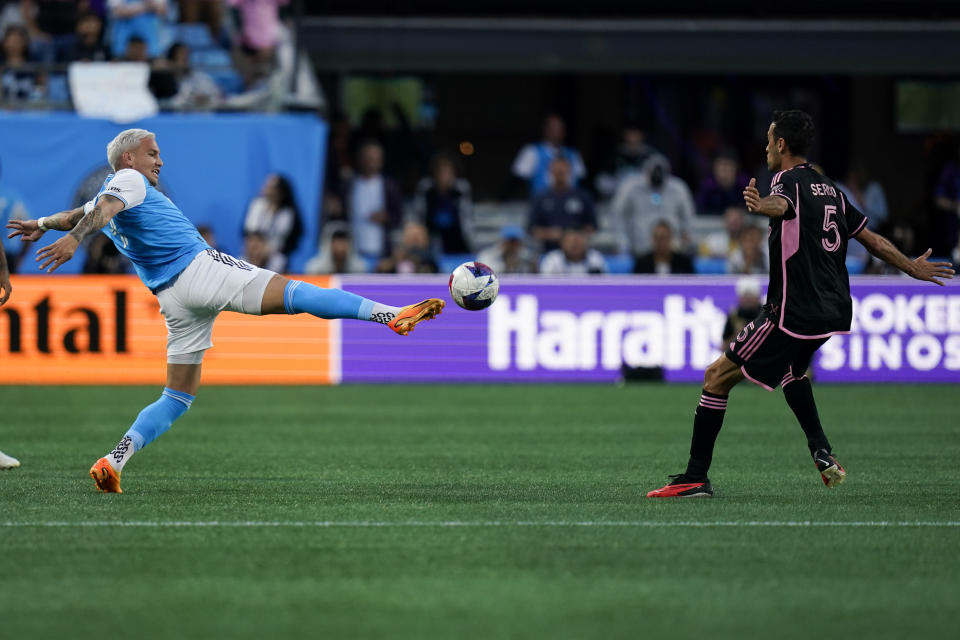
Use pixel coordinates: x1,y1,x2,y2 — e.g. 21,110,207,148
809,183,837,197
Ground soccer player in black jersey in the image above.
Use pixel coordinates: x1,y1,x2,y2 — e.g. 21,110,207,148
648,110,954,498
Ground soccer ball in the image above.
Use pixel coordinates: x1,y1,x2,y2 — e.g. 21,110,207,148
449,261,499,310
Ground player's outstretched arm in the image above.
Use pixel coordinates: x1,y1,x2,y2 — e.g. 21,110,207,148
35,196,124,273
742,178,788,218
6,205,86,243
856,228,955,286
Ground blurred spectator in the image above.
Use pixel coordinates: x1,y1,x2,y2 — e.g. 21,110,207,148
540,227,607,275
339,139,402,260
242,173,303,273
696,149,751,216
63,11,109,62
700,206,747,260
376,221,438,274
512,113,586,196
727,222,768,275
323,111,353,218
21,0,78,62
82,234,129,274
0,2,25,34
596,123,664,198
838,163,888,230
476,225,538,275
305,223,368,275
722,277,764,346
0,157,29,273
1,24,45,102
933,148,960,258
108,0,168,60
197,224,217,250
611,155,696,256
633,220,695,275
177,0,223,43
121,33,148,62
227,0,288,62
528,157,597,253
413,153,473,255
150,41,221,108
242,230,270,269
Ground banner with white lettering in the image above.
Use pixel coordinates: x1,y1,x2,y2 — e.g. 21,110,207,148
339,276,959,384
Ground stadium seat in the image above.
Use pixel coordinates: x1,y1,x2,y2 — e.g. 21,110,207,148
604,254,635,274
191,48,232,68
694,257,728,274
208,69,245,95
845,256,865,275
47,73,70,103
440,254,476,273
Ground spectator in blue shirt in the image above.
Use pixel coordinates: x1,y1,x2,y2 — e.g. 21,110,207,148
512,113,587,196
528,157,596,253
107,0,167,59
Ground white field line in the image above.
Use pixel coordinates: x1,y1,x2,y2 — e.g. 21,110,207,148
1,520,959,528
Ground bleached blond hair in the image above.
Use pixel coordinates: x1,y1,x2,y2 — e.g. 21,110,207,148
106,129,156,171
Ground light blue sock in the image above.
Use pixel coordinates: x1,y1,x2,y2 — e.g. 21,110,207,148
126,388,194,450
107,388,194,472
284,280,397,322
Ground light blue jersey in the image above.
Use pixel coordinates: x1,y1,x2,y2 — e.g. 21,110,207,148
94,169,209,291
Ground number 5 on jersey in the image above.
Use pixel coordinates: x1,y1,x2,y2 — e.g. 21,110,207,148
822,205,841,253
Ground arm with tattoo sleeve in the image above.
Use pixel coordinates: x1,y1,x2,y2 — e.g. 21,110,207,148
35,195,125,273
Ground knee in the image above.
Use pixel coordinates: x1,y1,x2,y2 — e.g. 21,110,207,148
703,360,736,395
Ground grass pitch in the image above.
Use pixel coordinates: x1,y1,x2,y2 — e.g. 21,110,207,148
1,383,957,639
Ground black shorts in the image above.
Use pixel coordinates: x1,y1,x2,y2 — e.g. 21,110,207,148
725,310,827,391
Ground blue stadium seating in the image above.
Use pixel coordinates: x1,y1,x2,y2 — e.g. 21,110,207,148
604,254,635,274
174,23,216,50
693,257,727,274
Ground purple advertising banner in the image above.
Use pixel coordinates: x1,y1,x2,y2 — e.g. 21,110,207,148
339,276,960,384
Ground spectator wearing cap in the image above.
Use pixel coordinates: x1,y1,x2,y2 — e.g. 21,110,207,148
528,156,597,253
477,225,538,275
633,220,694,275
722,277,764,346
413,153,473,255
305,223,369,275
539,227,607,276
512,113,587,196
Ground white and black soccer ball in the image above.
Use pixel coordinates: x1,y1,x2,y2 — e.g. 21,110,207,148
449,261,499,311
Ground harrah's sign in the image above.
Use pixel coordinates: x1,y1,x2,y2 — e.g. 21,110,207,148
339,277,960,384
488,293,726,373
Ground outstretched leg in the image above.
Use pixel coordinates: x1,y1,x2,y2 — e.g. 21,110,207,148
259,274,443,335
782,369,845,487
647,355,744,498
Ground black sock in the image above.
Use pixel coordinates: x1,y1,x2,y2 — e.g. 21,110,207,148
782,375,831,455
684,389,728,481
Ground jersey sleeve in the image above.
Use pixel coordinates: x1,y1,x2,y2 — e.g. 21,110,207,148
769,170,799,219
840,191,868,237
96,169,147,211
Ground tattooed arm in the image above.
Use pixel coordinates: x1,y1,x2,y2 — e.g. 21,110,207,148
6,205,87,243
35,195,125,273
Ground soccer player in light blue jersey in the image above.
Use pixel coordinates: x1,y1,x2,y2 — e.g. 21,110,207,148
7,129,444,493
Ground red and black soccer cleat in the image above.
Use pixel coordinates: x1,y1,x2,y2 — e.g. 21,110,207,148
813,449,846,488
646,474,713,498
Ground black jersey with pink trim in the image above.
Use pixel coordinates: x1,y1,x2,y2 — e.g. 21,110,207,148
765,163,868,338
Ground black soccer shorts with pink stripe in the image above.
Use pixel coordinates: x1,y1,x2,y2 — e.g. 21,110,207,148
724,310,828,391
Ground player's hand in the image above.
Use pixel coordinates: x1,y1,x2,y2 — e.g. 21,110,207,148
743,178,760,212
36,234,79,273
0,271,11,306
6,219,46,243
910,248,955,286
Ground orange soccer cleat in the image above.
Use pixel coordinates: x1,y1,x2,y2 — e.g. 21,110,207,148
89,457,123,493
387,298,445,336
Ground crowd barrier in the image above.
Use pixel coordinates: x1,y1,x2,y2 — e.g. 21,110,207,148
1,275,957,385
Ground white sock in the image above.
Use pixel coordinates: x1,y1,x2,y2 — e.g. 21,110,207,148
369,303,401,325
106,435,137,472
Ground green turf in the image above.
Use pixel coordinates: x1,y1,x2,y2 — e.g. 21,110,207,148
0,384,957,639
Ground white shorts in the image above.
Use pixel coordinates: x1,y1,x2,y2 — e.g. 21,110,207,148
156,249,275,358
